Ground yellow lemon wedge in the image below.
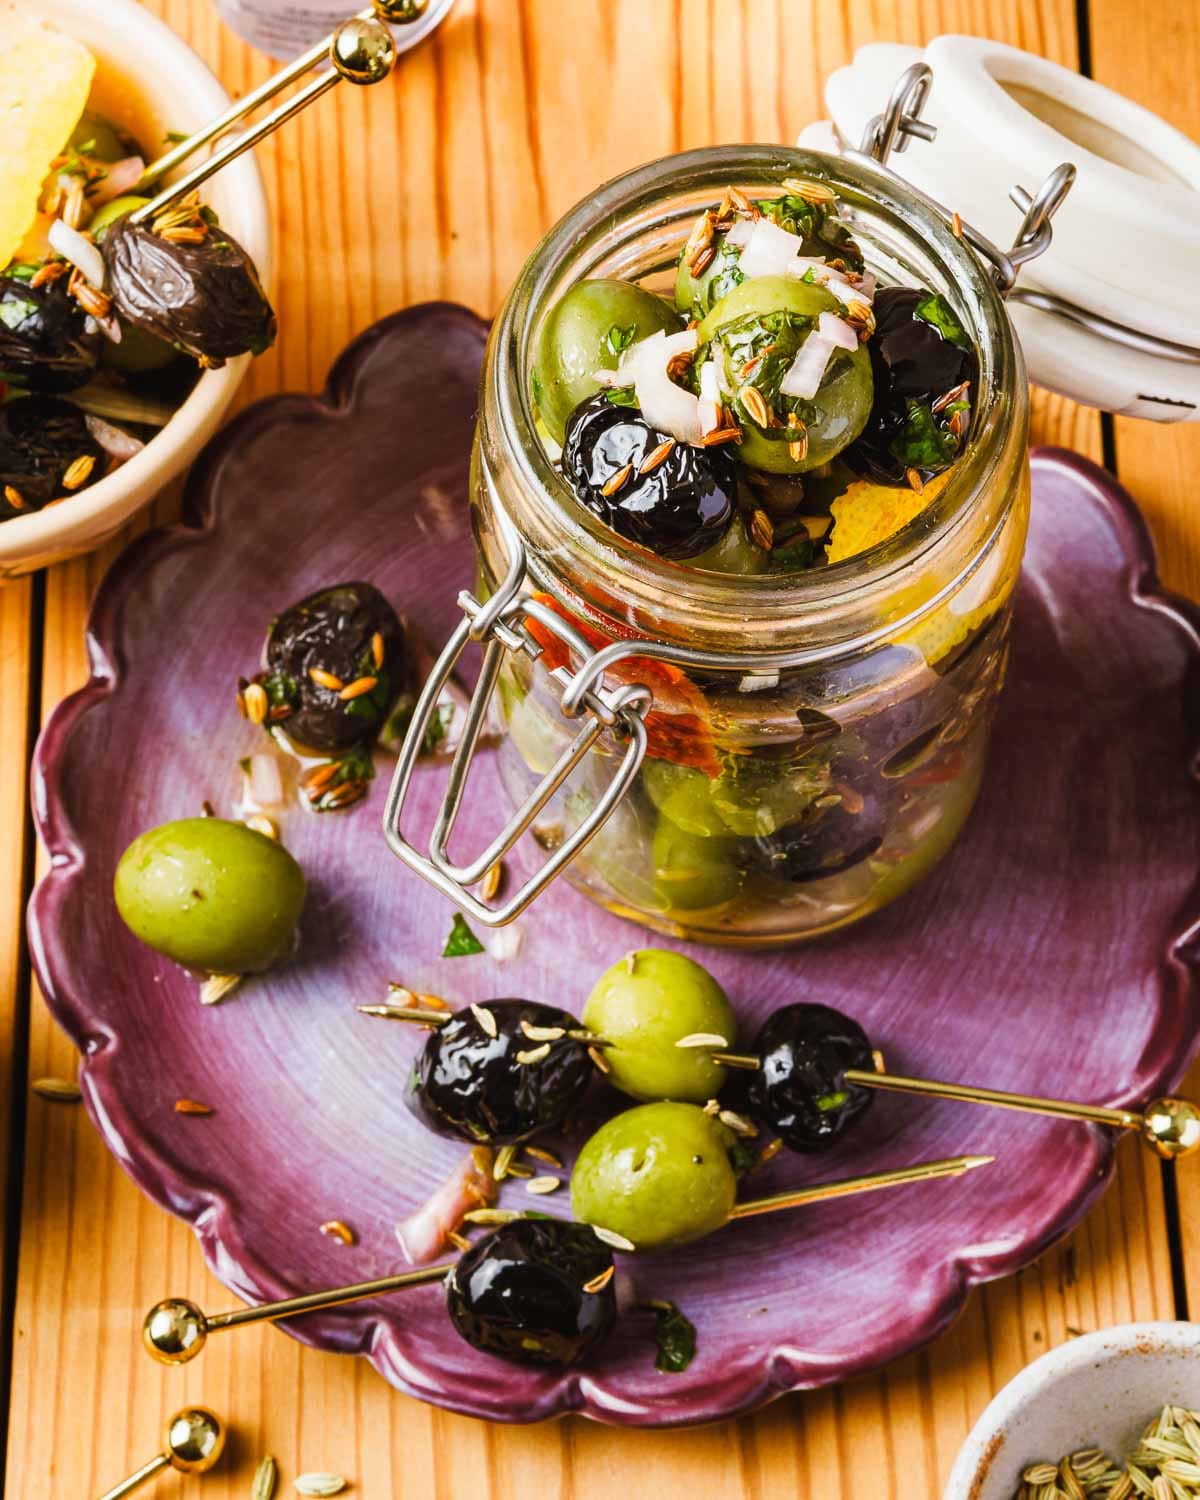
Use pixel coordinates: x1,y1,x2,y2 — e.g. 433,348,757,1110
825,470,952,564
0,6,95,269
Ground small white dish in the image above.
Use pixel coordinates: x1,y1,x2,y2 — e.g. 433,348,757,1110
946,1322,1200,1499
0,0,271,578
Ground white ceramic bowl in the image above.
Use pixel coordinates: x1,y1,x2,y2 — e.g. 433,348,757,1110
946,1323,1200,1499
0,0,271,577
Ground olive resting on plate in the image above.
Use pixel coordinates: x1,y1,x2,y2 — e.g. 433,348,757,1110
747,1002,876,1151
102,214,277,368
0,274,102,392
0,395,104,518
446,1217,618,1367
583,949,736,1104
114,817,306,975
407,999,593,1145
256,581,409,753
571,1101,738,1251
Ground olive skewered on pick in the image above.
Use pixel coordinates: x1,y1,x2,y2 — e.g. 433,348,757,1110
704,1001,1200,1160
142,1151,990,1371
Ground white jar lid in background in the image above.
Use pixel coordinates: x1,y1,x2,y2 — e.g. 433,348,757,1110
799,37,1200,422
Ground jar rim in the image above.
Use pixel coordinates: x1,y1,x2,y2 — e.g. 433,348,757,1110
487,143,1026,650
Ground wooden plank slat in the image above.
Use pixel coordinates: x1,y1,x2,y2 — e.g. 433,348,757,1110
2,2,1184,1496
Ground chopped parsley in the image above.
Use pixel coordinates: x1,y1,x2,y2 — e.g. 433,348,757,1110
442,912,485,958
644,1300,698,1373
914,291,969,349
422,703,455,755
815,1090,849,1113
889,398,961,472
604,386,639,409
606,323,636,356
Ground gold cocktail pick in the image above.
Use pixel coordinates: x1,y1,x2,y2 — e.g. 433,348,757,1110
142,1155,990,1364
96,1408,225,1500
707,1046,1200,1161
129,1,421,224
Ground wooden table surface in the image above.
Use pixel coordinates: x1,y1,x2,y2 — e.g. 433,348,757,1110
2,1,1198,1495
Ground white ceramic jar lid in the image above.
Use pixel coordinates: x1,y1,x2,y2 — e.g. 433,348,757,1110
799,37,1200,422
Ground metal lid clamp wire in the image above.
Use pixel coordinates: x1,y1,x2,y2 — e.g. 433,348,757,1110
380,85,1083,928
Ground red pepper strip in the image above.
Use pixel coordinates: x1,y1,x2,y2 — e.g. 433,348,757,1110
523,592,721,778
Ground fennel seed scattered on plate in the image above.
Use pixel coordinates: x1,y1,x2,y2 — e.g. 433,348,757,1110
1013,1405,1200,1499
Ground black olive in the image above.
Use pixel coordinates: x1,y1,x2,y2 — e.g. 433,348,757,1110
408,999,593,1146
0,395,103,519
742,795,884,885
747,1002,876,1152
258,582,408,752
446,1217,617,1367
561,393,735,560
0,275,102,392
846,286,978,486
102,216,276,368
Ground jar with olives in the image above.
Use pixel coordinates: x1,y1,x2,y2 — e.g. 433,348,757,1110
386,145,1029,945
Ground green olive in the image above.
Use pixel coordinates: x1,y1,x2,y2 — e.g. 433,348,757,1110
674,235,745,319
689,510,770,575
70,111,132,164
114,818,306,974
102,322,180,374
533,278,679,442
583,948,735,1103
88,193,149,241
652,819,742,911
643,760,726,837
647,756,831,841
698,276,873,474
571,1101,738,1250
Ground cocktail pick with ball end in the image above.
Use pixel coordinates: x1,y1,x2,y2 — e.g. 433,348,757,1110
96,1408,225,1500
703,1002,1200,1160
130,5,404,224
142,1154,990,1370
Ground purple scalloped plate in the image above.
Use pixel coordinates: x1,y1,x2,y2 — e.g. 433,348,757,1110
29,303,1200,1427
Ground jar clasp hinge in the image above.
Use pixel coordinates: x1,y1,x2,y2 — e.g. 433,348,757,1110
381,543,652,926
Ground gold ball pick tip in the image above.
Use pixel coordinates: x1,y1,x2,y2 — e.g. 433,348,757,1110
374,0,430,21
164,1407,226,1475
331,16,398,84
1142,1096,1200,1159
143,1297,208,1365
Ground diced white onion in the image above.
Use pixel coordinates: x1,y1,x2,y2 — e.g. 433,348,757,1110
48,218,105,290
242,752,286,813
724,217,754,250
596,329,704,446
818,310,858,351
489,923,524,963
789,257,874,310
698,360,721,402
780,331,836,400
734,217,806,279
84,413,143,461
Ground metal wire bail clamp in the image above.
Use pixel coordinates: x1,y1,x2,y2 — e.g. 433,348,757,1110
381,544,652,926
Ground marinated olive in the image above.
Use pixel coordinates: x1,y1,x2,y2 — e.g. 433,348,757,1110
0,395,104,518
674,187,863,321
257,581,409,753
561,392,735,561
0,274,101,392
114,817,306,974
88,194,149,241
70,110,137,163
746,1002,875,1151
698,277,873,474
846,286,976,486
652,820,742,912
571,1101,737,1250
646,753,831,841
743,794,883,884
583,949,735,1103
446,1217,617,1366
407,999,593,1145
689,509,770,575
103,214,276,367
533,279,679,442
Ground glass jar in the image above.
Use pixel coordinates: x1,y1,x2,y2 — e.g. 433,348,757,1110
399,144,1029,946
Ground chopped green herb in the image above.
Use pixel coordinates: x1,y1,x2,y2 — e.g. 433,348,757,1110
530,368,544,410
163,129,189,145
914,291,969,349
814,1090,849,1112
262,669,298,710
889,398,961,473
728,1139,760,1177
606,323,636,356
443,912,485,958
604,386,639,409
0,294,37,331
3,262,38,282
422,703,454,755
644,1300,697,1373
